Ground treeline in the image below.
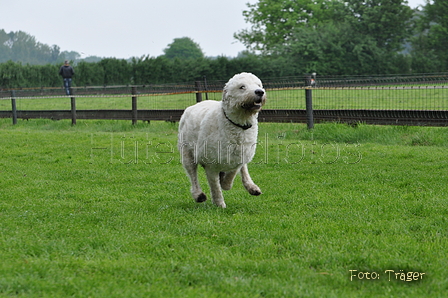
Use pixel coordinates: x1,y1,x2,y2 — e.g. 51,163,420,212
0,55,279,88
0,30,102,65
0,52,439,89
0,30,61,65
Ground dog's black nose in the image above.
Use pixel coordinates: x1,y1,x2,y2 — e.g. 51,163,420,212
255,89,264,96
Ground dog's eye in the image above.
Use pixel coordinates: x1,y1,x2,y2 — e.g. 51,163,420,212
239,85,246,90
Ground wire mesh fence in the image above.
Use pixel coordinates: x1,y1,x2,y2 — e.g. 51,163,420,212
314,86,447,110
259,73,448,110
264,86,448,110
1,73,447,111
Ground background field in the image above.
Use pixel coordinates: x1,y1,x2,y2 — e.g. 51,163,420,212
1,119,447,297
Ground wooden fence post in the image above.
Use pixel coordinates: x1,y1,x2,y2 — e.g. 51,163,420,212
11,90,17,125
305,74,314,129
132,86,137,125
203,76,209,101
305,88,314,129
70,88,76,125
195,81,203,103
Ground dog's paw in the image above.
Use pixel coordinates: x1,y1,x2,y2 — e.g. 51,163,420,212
247,185,262,196
213,200,227,208
195,192,207,203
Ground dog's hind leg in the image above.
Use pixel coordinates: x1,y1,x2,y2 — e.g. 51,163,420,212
187,163,207,203
219,169,239,191
181,148,207,203
206,168,227,208
240,164,262,196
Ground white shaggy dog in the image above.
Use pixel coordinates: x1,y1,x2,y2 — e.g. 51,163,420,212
178,72,266,208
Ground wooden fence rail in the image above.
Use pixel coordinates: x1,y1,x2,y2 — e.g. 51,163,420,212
2,88,447,126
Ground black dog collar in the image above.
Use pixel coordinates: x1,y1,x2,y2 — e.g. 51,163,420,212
222,109,252,130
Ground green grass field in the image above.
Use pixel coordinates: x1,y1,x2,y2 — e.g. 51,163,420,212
1,85,447,111
1,119,447,297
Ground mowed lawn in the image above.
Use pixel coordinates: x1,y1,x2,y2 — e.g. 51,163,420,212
0,119,447,297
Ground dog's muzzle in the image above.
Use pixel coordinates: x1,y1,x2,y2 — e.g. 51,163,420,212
242,89,265,111
255,89,264,98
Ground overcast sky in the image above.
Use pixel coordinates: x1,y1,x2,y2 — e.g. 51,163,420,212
2,0,426,59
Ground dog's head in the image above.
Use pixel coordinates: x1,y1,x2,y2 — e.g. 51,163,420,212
222,72,266,113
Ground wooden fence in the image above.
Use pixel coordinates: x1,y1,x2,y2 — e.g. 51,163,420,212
1,74,448,127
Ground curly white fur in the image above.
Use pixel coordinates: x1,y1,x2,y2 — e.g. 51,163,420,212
178,72,266,208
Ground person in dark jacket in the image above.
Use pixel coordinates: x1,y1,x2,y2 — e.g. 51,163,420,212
59,60,75,95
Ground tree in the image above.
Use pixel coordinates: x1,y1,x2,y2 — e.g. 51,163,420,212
411,0,448,71
234,0,414,74
345,0,414,52
0,30,12,62
234,0,348,53
236,0,413,54
0,30,64,64
163,37,204,59
278,21,411,75
61,51,81,62
50,45,61,63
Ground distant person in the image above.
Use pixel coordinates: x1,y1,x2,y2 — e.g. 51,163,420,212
59,60,74,95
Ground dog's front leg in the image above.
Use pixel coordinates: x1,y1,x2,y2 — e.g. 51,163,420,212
240,164,262,196
205,168,227,208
